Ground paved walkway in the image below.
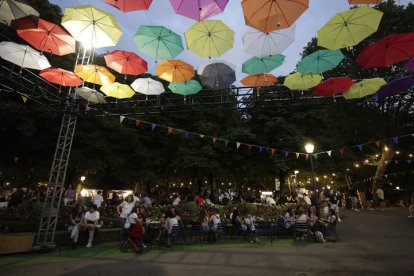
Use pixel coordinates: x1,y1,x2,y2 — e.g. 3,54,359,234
1,208,414,275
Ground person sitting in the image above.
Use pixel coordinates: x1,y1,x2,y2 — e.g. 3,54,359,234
80,204,100,248
122,207,144,253
199,209,210,240
284,205,296,230
68,205,84,248
244,214,258,243
208,213,221,242
165,209,179,247
230,207,242,234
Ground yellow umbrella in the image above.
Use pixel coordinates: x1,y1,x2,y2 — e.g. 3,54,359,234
155,60,195,83
184,20,234,58
100,82,135,99
284,72,322,90
62,5,123,49
74,64,115,86
317,6,383,50
343,78,386,99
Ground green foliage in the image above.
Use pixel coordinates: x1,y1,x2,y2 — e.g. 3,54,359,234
241,203,257,215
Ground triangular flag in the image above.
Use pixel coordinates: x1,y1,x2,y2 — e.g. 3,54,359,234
284,151,289,157
236,142,241,149
224,139,229,146
296,152,300,159
168,128,173,134
339,148,345,155
305,154,309,160
327,151,332,157
385,175,388,178
392,137,399,144
119,115,125,123
199,134,205,138
135,119,142,127
212,137,217,144
394,160,399,165
375,140,381,148
385,160,389,165
21,96,28,103
259,146,263,153
313,153,318,160
357,144,363,151
248,145,252,151
14,157,19,163
271,148,276,155
151,123,157,131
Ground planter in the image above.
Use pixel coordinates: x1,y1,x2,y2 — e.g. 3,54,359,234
0,232,35,254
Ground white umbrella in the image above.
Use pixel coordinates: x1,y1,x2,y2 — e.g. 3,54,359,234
242,25,295,57
75,87,107,104
0,0,39,26
131,78,165,96
0,41,50,71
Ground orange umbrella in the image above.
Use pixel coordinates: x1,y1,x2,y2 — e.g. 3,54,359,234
241,74,278,87
155,60,195,83
241,0,309,32
348,1,383,4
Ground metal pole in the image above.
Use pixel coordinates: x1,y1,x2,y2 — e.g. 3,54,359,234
309,156,316,191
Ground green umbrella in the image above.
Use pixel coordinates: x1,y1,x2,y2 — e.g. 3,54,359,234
297,49,344,75
168,80,202,97
133,25,184,61
242,54,285,75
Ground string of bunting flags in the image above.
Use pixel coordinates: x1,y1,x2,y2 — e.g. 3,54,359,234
354,170,414,185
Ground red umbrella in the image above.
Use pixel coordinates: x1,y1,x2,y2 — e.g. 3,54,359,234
103,0,153,12
11,15,75,56
313,77,354,96
39,68,82,87
104,50,148,76
356,33,414,68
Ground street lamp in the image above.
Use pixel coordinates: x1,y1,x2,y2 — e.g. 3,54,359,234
305,143,316,191
80,176,86,182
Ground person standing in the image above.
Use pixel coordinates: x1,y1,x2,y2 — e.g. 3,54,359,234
117,194,135,242
63,185,75,206
349,187,360,211
91,191,104,209
376,187,385,210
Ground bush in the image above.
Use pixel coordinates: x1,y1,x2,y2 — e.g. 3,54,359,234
241,203,258,215
183,202,198,214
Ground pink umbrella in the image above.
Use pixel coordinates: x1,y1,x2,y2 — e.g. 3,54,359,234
169,0,228,21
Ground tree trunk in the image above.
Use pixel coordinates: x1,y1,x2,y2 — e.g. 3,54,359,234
372,144,394,197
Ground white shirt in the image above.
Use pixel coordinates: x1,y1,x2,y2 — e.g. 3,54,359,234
91,194,104,208
124,212,138,229
167,217,178,234
304,196,311,206
133,196,140,205
245,217,255,231
119,201,134,218
266,197,276,205
84,211,100,223
172,197,181,206
376,189,384,200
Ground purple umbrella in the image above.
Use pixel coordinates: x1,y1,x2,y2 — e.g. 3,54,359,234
404,56,414,72
372,76,414,100
169,0,228,21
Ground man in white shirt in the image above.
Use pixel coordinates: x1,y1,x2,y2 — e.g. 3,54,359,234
81,204,100,248
91,191,104,209
172,195,181,206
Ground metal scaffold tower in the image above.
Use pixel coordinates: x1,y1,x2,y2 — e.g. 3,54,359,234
36,46,94,248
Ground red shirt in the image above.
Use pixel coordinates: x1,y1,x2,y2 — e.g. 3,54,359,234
196,195,204,205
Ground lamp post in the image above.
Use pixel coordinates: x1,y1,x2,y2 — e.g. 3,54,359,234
305,143,316,191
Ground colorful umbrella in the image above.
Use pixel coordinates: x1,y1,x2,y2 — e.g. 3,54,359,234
317,6,383,50
241,73,277,87
297,50,344,75
284,72,322,90
242,54,285,75
0,41,50,70
103,0,153,13
343,78,386,99
405,56,414,72
11,15,75,56
356,33,414,68
185,20,234,58
156,60,195,83
168,80,202,96
104,50,147,76
313,77,354,96
74,64,115,86
241,0,309,32
242,25,295,57
133,25,184,61
348,1,383,4
75,87,107,103
198,61,235,90
131,78,165,96
169,0,228,21
100,82,135,99
62,5,123,49
0,0,39,26
372,76,414,100
39,68,82,87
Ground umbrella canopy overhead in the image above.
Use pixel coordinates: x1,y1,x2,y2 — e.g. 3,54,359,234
131,78,165,96
104,50,147,76
242,54,285,75
372,76,414,100
405,56,414,72
348,1,383,4
0,0,39,26
11,15,75,56
284,72,322,90
74,64,116,86
356,33,414,68
156,59,195,83
39,68,82,87
103,0,153,13
100,82,135,99
62,5,123,49
169,0,228,21
168,80,203,96
297,49,344,75
0,41,50,70
242,25,295,57
75,87,107,103
241,0,309,33
343,78,386,99
134,25,184,61
198,61,236,90
317,6,383,50
241,73,277,87
185,20,234,58
313,77,354,96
